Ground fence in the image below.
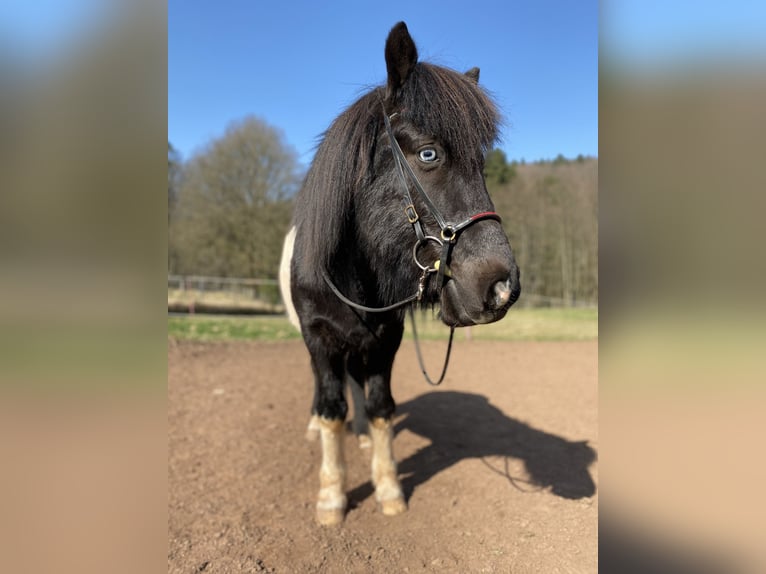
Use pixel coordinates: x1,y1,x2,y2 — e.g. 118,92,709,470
167,275,596,315
168,275,283,314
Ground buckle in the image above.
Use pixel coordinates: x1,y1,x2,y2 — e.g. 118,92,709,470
404,204,419,224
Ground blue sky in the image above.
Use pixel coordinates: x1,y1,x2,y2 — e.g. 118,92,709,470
168,0,599,166
4,2,765,168
602,0,766,66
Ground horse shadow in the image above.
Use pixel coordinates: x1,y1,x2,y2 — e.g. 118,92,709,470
347,391,596,508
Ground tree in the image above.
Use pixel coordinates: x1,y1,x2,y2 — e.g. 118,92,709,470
484,158,598,306
168,142,181,222
484,148,516,185
168,142,183,272
169,117,302,278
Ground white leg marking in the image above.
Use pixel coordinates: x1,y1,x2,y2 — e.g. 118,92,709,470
369,418,407,516
305,414,320,441
278,226,300,330
357,433,372,449
316,418,346,525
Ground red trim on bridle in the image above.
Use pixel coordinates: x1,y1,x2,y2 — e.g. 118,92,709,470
470,211,501,222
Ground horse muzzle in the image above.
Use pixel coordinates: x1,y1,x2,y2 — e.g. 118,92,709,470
439,258,520,327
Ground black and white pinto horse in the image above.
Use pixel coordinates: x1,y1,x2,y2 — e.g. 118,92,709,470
279,22,520,525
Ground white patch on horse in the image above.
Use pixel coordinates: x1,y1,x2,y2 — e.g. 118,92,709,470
316,417,347,525
278,226,300,330
357,433,372,449
369,417,407,515
305,414,320,442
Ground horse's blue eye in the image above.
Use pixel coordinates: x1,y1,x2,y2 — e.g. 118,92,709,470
418,148,438,163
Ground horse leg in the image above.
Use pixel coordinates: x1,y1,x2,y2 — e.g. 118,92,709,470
310,351,348,525
305,385,320,441
308,376,367,447
305,413,321,441
369,416,406,515
346,354,370,448
366,364,407,516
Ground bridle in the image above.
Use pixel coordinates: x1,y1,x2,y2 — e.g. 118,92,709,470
321,106,502,384
382,110,503,290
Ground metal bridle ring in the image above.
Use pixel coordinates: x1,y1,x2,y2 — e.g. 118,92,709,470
413,236,443,272
440,226,457,243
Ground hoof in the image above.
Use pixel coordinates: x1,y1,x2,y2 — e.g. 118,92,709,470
316,507,345,526
380,496,407,516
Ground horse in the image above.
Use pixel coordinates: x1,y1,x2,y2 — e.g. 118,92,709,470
279,21,521,525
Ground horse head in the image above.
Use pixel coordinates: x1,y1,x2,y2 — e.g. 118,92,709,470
374,22,521,326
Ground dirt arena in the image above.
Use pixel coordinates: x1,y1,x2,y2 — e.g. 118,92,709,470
168,339,598,573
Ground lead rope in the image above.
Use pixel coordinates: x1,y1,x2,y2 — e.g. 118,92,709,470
408,306,455,386
321,268,420,313
323,266,455,385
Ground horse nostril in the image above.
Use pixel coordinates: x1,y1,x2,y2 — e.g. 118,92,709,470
490,279,512,309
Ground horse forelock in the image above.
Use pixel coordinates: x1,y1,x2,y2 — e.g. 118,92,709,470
398,63,501,174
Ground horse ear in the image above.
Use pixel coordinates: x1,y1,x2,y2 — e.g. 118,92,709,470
465,67,480,83
385,21,418,100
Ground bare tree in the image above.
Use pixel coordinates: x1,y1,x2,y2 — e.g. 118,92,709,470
170,117,301,278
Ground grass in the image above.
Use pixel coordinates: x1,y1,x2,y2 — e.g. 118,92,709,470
168,315,301,341
407,306,598,341
168,306,597,342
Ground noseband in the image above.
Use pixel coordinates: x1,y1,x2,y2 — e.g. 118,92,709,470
321,106,502,384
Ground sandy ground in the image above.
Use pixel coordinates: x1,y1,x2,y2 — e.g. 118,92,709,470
168,339,598,573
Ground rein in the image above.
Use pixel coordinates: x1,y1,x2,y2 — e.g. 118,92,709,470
321,106,502,385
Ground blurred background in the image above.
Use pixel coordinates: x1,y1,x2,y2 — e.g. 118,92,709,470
1,0,765,572
600,1,766,572
0,1,166,573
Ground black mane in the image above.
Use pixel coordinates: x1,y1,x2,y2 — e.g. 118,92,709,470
294,62,501,268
